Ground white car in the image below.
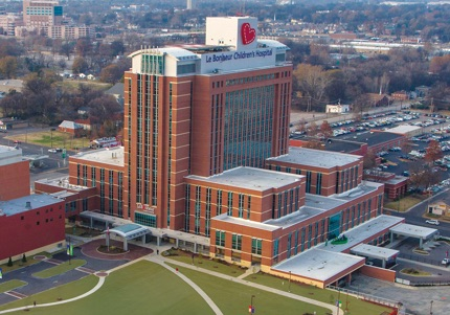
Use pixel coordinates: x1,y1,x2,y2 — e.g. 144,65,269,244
48,148,57,153
442,258,450,265
425,219,440,225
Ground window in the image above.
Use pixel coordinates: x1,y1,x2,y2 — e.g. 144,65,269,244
273,239,279,257
232,234,242,250
216,231,225,247
251,238,262,255
135,212,157,227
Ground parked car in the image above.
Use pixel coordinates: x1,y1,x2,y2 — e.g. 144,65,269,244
442,258,450,265
425,219,440,225
48,148,57,153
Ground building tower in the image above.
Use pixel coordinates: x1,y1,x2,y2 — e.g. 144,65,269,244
22,0,62,28
187,0,195,10
123,17,292,232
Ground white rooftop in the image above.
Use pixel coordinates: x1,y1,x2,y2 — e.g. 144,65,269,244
0,145,23,166
385,125,421,135
71,146,124,167
272,248,365,282
0,194,63,217
351,243,399,260
268,147,362,169
318,215,404,253
212,213,280,231
35,177,90,192
186,166,302,191
390,223,438,240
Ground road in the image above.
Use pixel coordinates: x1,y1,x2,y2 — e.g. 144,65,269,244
0,127,75,189
387,188,450,237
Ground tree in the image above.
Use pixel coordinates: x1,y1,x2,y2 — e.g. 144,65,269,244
352,93,371,123
100,64,122,84
22,253,27,263
0,56,18,79
408,162,441,192
293,64,332,112
75,38,92,58
303,139,323,150
363,149,377,169
7,257,12,267
110,40,125,57
424,140,443,163
72,57,89,74
307,121,318,137
60,41,74,61
320,120,333,138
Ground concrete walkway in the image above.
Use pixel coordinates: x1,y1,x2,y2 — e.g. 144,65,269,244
147,253,342,315
0,275,106,314
147,254,224,315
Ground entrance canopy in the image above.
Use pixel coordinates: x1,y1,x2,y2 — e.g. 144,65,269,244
106,224,149,240
389,223,438,240
351,243,398,261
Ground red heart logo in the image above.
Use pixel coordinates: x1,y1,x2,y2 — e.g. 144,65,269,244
241,22,256,45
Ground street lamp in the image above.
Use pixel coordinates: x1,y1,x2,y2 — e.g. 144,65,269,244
430,300,433,315
288,271,292,292
250,295,255,314
50,128,56,148
336,288,341,315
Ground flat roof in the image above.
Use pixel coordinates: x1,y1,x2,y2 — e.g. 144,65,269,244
390,223,438,240
35,177,90,192
265,206,327,228
267,147,361,168
325,139,363,153
272,248,365,282
0,194,63,217
350,243,399,260
186,166,302,191
340,131,404,147
0,145,22,166
108,224,149,240
212,213,280,231
71,146,124,167
318,215,404,253
332,181,383,202
385,125,421,134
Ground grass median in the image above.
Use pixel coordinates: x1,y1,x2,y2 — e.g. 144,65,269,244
32,260,86,279
0,280,27,294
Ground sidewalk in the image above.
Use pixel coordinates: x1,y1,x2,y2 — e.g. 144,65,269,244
147,253,341,315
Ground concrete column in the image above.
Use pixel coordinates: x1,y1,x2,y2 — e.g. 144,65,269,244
105,222,108,229
419,238,423,248
176,238,179,248
124,239,128,251
382,259,386,269
157,236,161,247
390,232,394,244
194,243,197,253
142,235,146,245
90,217,93,228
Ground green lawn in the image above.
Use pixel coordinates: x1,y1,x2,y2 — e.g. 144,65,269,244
163,249,246,277
385,196,423,212
0,280,27,294
32,260,86,279
245,272,392,315
7,131,89,151
0,276,98,311
2,261,214,315
167,263,330,315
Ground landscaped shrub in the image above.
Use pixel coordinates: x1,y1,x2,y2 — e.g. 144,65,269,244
7,257,13,267
22,254,27,263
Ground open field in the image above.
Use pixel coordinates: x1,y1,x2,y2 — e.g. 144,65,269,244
244,271,393,315
167,263,331,315
6,131,89,150
0,261,214,315
385,196,423,212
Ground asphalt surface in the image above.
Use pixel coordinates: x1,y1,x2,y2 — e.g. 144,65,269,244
0,245,127,307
